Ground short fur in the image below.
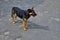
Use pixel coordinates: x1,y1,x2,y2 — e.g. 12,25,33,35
11,7,37,31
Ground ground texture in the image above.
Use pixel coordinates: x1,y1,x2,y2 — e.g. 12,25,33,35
0,0,60,40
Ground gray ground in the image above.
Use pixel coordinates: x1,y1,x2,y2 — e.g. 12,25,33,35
0,0,60,40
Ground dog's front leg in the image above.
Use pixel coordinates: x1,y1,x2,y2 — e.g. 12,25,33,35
22,18,27,31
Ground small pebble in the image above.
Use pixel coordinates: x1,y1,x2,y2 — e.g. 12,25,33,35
4,31,10,36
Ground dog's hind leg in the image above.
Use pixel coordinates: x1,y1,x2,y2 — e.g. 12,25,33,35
11,10,15,24
15,14,17,21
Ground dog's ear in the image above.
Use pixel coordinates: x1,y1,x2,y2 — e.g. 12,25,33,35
31,7,34,10
27,9,32,13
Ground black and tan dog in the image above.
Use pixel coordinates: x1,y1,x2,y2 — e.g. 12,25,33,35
11,7,37,31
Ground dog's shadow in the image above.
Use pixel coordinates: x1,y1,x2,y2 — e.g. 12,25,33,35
16,20,49,30
27,21,49,30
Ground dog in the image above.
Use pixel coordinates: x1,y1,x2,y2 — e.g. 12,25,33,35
11,7,37,31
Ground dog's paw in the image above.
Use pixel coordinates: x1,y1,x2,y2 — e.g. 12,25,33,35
23,28,27,31
12,22,15,24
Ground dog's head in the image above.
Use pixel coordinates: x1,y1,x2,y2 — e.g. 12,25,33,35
27,7,37,17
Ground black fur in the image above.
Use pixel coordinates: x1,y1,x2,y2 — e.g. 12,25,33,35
12,7,37,19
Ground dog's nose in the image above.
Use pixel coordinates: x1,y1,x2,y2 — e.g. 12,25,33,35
34,13,37,16
35,14,37,16
33,13,37,17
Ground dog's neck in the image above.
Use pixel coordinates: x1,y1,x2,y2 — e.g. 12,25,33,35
26,13,31,19
23,10,30,19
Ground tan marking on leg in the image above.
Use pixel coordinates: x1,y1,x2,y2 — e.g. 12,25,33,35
11,16,15,24
22,18,27,31
11,12,16,24
11,10,15,24
15,13,17,21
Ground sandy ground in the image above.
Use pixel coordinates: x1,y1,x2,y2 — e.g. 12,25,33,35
0,0,60,40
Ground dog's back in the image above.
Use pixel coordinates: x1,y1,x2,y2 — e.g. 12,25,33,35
12,7,27,19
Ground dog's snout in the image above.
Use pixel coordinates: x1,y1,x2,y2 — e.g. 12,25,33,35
35,13,36,16
33,13,37,17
